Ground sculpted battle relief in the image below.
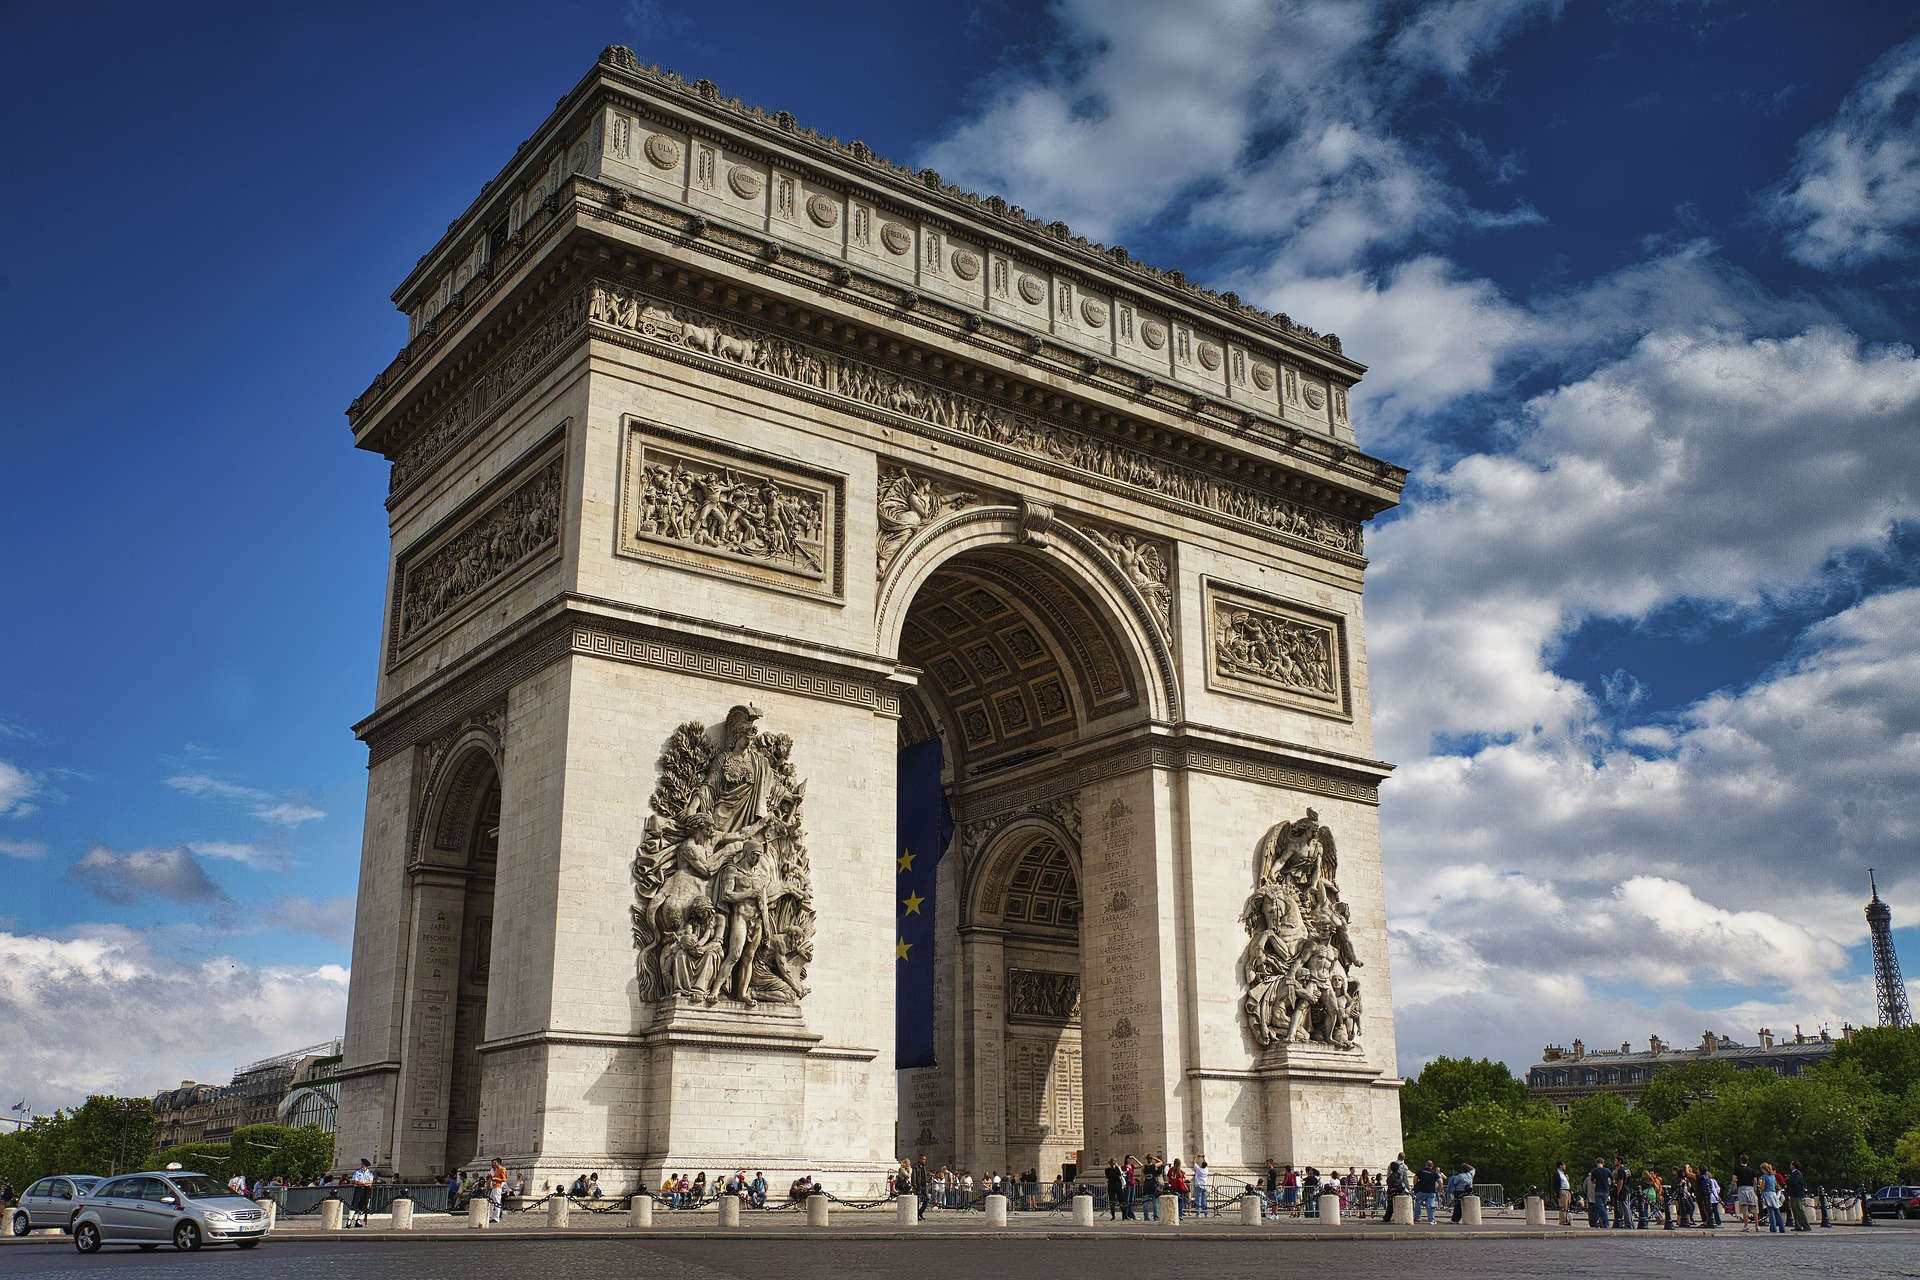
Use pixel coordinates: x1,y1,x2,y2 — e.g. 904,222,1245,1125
620,421,843,599
395,453,562,653
1241,810,1364,1050
631,705,816,1009
1206,582,1349,717
637,451,826,574
1008,968,1081,1022
588,283,1362,556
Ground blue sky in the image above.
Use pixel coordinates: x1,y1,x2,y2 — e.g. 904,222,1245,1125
2,0,1917,1109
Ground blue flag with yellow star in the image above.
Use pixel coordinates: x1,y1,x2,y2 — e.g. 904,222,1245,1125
896,738,951,1070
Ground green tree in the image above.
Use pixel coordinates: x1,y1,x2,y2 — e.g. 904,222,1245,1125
1895,1128,1920,1180
49,1097,155,1176
1565,1093,1656,1168
1400,1057,1532,1135
226,1125,333,1184
1636,1058,1744,1128
1827,1026,1920,1096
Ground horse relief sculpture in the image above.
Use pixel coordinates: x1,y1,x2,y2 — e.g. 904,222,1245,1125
631,704,816,1009
1240,809,1364,1049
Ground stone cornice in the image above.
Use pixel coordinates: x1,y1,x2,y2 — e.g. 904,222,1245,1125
354,214,1403,527
391,46,1361,378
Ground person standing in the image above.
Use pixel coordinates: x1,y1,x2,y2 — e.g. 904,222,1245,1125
1703,1168,1722,1228
1447,1163,1475,1224
1759,1162,1787,1233
1140,1154,1161,1222
1786,1162,1811,1231
488,1157,508,1224
1611,1157,1632,1229
1192,1157,1210,1217
1733,1155,1758,1231
911,1156,930,1214
1588,1158,1611,1228
1104,1158,1124,1221
1413,1161,1440,1224
1554,1160,1572,1225
346,1159,374,1228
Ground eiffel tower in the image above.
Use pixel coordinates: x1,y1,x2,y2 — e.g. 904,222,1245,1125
1868,870,1913,1029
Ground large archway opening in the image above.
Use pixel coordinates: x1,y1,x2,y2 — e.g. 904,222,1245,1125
443,773,499,1171
890,530,1162,1182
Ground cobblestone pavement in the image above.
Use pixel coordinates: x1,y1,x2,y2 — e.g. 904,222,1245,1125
1,1228,1917,1280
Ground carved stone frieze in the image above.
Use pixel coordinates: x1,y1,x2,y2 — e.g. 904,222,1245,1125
875,465,977,576
391,292,589,493
1075,522,1173,636
587,284,1364,556
394,451,563,657
631,704,816,1010
620,419,844,601
1205,580,1349,718
1008,968,1081,1022
1241,809,1363,1050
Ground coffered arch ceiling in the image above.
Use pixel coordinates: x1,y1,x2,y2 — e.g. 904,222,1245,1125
898,546,1140,770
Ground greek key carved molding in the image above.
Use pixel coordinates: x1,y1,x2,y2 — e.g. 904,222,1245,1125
619,418,845,601
586,281,1363,556
1204,578,1351,720
391,441,564,664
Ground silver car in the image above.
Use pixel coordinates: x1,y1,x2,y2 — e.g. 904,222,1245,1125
71,1171,269,1252
10,1175,100,1234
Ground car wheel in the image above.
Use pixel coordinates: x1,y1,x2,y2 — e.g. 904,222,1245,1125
73,1222,101,1254
173,1221,201,1251
236,1240,261,1250
9,1211,28,1237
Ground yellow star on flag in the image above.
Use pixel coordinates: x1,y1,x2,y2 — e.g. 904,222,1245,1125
896,937,912,960
902,891,925,916
897,848,915,873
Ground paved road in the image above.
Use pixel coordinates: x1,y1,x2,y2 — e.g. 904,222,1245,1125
2,1232,1918,1280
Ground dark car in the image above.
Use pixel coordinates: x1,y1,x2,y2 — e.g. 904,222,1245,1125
1868,1185,1920,1219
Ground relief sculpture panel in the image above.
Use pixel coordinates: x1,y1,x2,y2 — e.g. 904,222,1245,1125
1240,809,1364,1050
630,704,815,1009
1204,579,1350,719
619,419,844,601
392,448,563,661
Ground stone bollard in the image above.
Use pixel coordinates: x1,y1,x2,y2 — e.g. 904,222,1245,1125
320,1199,345,1231
467,1196,490,1228
1391,1193,1413,1225
1525,1194,1546,1227
1159,1195,1179,1225
1241,1194,1262,1226
254,1198,278,1230
896,1196,919,1226
718,1195,741,1227
1318,1193,1341,1226
806,1193,829,1228
1460,1194,1482,1226
1073,1194,1096,1227
984,1193,1008,1227
547,1193,570,1228
390,1197,414,1230
628,1195,653,1228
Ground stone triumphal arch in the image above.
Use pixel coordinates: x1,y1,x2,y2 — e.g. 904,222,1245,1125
335,47,1408,1192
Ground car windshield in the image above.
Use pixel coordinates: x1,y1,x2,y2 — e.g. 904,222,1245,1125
73,1178,99,1189
168,1175,233,1200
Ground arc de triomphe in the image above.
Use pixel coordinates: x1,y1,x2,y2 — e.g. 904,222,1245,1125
335,46,1407,1192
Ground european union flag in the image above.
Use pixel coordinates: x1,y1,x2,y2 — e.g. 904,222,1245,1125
895,738,951,1070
